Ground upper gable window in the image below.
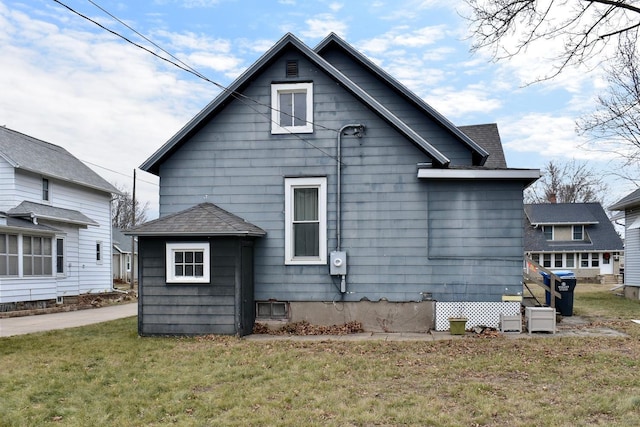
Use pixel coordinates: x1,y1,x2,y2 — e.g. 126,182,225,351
572,225,584,240
543,226,553,240
271,83,313,134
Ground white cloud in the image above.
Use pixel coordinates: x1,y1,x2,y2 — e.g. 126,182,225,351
0,3,221,218
301,14,348,39
427,85,502,119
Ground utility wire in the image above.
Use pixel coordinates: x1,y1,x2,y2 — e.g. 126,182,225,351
53,0,344,162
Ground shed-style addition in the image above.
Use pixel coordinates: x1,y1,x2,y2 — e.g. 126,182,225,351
128,202,265,336
134,33,539,333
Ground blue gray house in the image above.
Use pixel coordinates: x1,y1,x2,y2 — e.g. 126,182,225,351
131,33,539,335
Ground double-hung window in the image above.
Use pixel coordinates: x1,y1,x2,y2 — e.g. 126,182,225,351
542,226,553,240
56,238,65,275
284,177,327,265
271,83,313,134
42,178,50,201
166,242,210,284
572,225,584,240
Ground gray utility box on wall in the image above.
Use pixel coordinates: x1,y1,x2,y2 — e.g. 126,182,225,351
330,251,347,275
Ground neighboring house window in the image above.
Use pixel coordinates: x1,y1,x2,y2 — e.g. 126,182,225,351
56,238,65,275
23,236,52,276
96,241,102,264
543,253,551,268
543,226,553,240
554,254,562,268
42,178,49,201
271,83,313,134
126,254,131,272
0,234,19,276
566,253,575,268
581,253,589,267
591,253,599,267
284,177,327,265
165,242,210,284
572,225,584,240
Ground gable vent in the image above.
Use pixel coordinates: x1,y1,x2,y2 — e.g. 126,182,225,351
286,60,298,77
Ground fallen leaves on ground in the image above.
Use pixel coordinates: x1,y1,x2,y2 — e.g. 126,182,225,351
253,320,364,335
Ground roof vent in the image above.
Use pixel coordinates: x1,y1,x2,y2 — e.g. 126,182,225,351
286,60,298,77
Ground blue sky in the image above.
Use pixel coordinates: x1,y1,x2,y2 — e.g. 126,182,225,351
0,0,635,218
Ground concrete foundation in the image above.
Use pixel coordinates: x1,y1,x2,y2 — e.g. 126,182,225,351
286,300,435,333
624,285,640,300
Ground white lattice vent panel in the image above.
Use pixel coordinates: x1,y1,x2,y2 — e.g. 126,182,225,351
435,302,520,331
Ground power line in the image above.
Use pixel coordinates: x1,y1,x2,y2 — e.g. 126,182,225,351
53,0,345,162
80,159,158,186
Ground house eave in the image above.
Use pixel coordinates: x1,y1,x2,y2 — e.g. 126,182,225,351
126,231,266,238
417,168,540,183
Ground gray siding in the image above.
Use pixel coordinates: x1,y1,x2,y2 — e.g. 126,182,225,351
138,237,240,335
157,51,526,303
320,47,474,165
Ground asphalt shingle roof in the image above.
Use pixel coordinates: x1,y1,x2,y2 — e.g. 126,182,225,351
524,203,623,252
458,124,507,168
8,201,98,226
127,203,266,237
0,126,119,195
610,188,640,211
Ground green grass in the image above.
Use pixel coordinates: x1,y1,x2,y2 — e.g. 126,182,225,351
1,286,640,426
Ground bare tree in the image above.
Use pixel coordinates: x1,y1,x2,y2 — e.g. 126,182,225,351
465,0,640,81
577,34,640,162
112,184,149,229
525,160,609,204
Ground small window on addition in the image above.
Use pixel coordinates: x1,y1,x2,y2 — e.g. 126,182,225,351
256,301,288,319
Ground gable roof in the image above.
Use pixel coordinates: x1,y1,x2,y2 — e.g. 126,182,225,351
609,188,640,211
113,227,136,253
524,203,623,252
141,32,501,174
315,33,490,166
7,201,98,226
0,127,119,195
126,202,266,237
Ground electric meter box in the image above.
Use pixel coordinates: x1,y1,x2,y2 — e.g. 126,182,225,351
330,251,347,275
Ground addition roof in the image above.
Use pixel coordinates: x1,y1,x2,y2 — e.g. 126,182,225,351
0,126,120,195
609,188,640,211
126,202,266,237
0,213,62,234
457,124,506,168
524,203,623,252
141,32,502,174
7,201,98,227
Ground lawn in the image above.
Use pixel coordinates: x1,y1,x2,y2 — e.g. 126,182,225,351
1,285,639,426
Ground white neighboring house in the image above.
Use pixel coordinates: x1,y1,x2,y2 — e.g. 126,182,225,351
0,126,119,305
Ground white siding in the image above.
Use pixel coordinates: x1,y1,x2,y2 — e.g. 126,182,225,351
625,209,640,286
0,169,113,303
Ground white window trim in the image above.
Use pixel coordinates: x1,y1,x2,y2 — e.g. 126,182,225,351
271,82,313,134
56,237,65,277
572,225,584,240
284,177,327,265
165,242,210,284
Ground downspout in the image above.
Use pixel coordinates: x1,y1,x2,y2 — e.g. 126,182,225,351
335,124,365,293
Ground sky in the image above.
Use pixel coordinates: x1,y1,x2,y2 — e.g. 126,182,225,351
1,0,637,220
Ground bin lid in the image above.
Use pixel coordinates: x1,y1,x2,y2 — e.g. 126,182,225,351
540,270,576,278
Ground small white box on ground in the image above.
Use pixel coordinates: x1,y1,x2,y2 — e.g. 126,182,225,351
525,307,556,334
499,313,522,333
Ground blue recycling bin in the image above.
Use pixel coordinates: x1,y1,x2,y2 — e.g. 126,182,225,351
541,270,577,316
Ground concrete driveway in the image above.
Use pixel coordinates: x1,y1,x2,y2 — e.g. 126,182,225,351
0,303,137,337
